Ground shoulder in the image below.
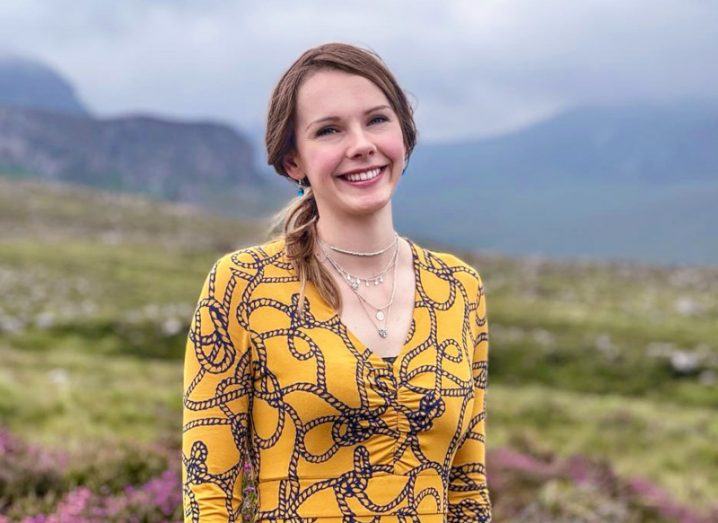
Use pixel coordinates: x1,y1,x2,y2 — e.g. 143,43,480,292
212,237,286,272
200,238,287,295
417,241,483,287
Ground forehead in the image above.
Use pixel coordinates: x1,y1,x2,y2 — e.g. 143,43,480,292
296,69,390,122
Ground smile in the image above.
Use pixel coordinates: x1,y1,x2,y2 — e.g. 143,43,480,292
338,165,387,185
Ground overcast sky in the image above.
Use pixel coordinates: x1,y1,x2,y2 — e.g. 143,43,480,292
1,0,716,143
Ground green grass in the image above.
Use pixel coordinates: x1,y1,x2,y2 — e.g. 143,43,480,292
488,383,718,509
0,343,182,451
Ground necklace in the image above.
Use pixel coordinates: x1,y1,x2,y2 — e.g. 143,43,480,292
319,241,398,321
318,231,398,257
349,245,399,315
354,249,400,337
319,235,398,289
319,239,401,338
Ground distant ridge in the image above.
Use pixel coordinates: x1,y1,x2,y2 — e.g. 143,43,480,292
395,98,718,267
0,54,89,115
0,54,285,218
0,105,274,217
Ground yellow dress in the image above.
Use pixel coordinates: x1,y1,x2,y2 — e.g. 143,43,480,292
182,236,492,522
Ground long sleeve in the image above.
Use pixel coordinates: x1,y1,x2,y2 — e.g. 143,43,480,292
182,254,253,523
447,272,492,522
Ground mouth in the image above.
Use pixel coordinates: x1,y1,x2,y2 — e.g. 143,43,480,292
337,164,388,186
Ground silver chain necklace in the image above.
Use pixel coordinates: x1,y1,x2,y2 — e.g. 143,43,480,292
332,249,399,338
324,243,399,313
318,235,398,289
319,231,398,257
318,239,401,338
353,251,399,338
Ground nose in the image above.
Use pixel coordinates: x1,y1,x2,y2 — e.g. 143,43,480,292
346,124,376,158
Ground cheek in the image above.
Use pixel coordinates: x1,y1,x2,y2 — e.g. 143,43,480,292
316,155,344,179
305,147,343,179
380,128,406,163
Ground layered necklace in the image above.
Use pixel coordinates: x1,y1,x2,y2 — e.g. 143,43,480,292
317,232,399,339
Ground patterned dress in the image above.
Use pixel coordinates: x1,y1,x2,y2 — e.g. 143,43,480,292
182,236,492,522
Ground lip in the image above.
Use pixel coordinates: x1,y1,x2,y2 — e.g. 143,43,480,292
337,164,388,177
338,164,387,187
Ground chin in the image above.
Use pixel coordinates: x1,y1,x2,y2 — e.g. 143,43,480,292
348,196,392,216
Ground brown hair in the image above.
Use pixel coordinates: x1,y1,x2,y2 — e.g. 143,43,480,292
264,42,418,319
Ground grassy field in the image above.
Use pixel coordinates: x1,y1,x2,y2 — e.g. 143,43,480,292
1,176,716,521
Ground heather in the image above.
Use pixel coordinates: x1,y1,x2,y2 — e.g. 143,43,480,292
3,424,716,522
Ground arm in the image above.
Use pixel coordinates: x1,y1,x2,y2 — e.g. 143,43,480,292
182,254,253,523
447,272,492,522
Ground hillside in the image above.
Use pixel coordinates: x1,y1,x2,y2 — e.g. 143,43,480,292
0,176,716,520
0,106,276,218
395,98,718,267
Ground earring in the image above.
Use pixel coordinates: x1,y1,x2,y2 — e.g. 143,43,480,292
297,177,306,197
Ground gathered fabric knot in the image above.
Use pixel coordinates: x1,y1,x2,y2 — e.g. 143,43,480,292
332,410,384,445
408,390,446,433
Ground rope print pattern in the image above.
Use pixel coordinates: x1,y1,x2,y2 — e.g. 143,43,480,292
182,237,491,522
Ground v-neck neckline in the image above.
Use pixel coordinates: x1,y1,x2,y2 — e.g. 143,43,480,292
314,235,421,369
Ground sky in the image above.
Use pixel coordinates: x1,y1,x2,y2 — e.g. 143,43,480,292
1,0,716,143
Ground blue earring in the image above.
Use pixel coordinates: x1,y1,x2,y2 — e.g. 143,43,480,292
297,178,306,197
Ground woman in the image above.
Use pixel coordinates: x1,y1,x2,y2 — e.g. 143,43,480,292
182,42,492,522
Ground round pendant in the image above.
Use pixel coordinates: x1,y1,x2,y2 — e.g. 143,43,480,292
376,310,385,321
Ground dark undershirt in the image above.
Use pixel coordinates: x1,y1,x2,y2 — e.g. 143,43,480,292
370,348,397,364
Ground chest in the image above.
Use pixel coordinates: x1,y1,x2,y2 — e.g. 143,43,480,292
335,263,417,360
248,275,475,396
246,280,476,473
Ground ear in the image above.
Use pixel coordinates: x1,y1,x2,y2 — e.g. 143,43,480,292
283,152,304,182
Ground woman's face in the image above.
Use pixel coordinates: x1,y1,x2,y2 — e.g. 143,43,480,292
284,69,407,218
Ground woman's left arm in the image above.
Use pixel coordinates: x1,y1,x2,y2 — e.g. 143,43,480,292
447,271,492,522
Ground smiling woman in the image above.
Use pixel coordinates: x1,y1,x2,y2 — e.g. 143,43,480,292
181,42,492,522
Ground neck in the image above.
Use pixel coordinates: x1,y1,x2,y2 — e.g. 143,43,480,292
313,202,399,274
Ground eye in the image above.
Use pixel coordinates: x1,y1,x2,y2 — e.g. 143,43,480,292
316,126,337,137
315,115,389,137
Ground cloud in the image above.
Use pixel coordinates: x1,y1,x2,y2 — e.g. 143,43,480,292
1,0,716,142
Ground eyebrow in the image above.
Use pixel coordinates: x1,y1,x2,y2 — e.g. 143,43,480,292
305,104,392,131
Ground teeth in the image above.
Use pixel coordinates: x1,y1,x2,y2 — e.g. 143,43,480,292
344,167,382,182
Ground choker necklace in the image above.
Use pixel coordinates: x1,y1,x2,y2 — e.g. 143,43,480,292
319,235,399,289
319,231,398,257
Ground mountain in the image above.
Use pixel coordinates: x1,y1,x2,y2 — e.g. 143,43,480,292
394,98,718,267
0,55,89,115
0,106,278,218
404,98,718,189
0,54,288,218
